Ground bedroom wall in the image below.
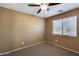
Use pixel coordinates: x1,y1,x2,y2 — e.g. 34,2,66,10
45,8,79,52
0,7,45,53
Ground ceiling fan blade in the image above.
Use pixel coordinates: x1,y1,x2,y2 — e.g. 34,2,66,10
28,4,40,6
47,8,50,11
48,3,60,6
37,9,41,14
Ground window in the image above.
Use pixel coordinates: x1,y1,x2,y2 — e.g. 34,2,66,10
63,16,77,37
52,20,62,35
52,16,77,37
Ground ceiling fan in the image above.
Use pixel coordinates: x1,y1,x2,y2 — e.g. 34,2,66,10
27,3,60,14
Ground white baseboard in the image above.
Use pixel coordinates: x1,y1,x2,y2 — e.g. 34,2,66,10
1,41,78,55
45,41,79,54
0,41,45,56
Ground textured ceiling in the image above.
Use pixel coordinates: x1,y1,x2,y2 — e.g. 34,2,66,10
0,3,79,18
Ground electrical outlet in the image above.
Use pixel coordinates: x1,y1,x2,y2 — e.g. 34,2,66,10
22,42,24,45
55,40,58,42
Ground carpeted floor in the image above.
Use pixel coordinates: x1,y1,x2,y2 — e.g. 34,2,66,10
2,42,79,56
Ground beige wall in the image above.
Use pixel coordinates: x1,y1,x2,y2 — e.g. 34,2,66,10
45,8,79,52
0,6,79,54
0,7,45,53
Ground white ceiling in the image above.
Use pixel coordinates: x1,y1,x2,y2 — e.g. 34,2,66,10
0,3,79,18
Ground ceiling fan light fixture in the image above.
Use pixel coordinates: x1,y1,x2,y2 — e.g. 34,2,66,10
40,4,48,10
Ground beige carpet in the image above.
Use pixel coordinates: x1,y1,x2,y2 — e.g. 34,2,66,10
2,42,79,56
